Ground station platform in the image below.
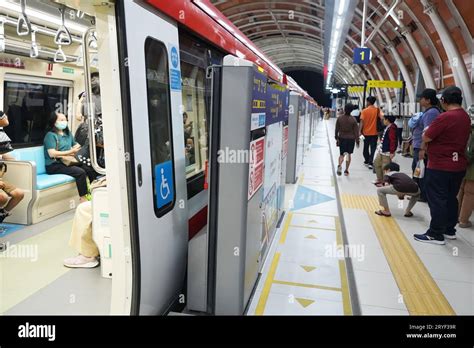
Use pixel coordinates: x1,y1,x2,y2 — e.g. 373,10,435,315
248,118,474,315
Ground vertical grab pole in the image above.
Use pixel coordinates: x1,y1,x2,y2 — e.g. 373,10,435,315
83,28,106,175
361,0,367,47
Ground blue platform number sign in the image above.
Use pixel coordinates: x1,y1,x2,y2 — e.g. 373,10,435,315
353,47,371,65
169,44,181,91
155,160,174,209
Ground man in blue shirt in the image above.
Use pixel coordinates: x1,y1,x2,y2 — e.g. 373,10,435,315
408,89,441,201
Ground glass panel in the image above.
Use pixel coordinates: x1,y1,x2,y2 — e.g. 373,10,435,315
181,62,208,178
144,37,175,216
3,81,69,147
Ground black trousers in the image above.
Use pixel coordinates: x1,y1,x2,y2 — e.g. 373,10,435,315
396,127,403,147
363,135,378,165
424,168,465,238
412,148,427,200
46,162,98,197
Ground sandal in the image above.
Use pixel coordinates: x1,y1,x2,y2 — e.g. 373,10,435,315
337,166,342,176
375,210,391,217
404,212,414,217
344,170,349,176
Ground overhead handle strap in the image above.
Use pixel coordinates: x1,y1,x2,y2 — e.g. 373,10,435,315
54,7,72,46
17,0,32,36
0,18,5,52
54,45,67,63
30,27,38,58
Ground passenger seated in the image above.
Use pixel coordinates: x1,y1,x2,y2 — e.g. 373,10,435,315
0,162,24,223
375,162,420,218
63,177,106,268
44,111,98,203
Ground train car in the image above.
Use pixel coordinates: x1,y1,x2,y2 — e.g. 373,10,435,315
0,0,315,315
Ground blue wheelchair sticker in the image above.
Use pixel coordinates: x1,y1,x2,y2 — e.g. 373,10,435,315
155,160,174,209
169,44,181,91
170,46,179,69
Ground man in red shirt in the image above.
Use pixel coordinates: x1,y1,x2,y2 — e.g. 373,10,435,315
414,86,471,245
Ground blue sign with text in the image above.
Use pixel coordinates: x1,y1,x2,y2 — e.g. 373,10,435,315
155,160,174,209
353,47,371,65
169,44,181,91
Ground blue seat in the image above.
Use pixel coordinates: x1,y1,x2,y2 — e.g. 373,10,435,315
10,146,75,190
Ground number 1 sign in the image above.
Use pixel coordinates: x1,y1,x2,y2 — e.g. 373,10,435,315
353,47,371,65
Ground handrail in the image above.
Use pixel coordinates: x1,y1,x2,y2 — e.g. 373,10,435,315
83,27,106,175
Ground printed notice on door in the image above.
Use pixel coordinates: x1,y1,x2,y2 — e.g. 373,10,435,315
248,137,265,200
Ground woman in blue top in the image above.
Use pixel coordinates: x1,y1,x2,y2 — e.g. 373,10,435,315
408,88,440,201
44,111,97,203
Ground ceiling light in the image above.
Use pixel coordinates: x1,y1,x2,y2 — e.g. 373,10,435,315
338,0,347,16
335,18,342,30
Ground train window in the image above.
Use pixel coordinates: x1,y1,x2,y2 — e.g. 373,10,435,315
3,79,70,148
179,32,223,197
144,37,175,217
181,62,207,178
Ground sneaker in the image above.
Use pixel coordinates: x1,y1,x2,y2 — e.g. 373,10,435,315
413,233,445,245
443,233,457,240
458,221,472,228
337,166,342,176
368,165,373,170
64,254,99,268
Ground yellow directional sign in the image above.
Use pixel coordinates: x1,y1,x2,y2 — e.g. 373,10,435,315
295,298,315,308
348,86,365,93
367,80,404,89
300,265,317,272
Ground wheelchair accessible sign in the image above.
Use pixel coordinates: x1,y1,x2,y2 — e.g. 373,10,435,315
169,44,181,91
155,160,174,209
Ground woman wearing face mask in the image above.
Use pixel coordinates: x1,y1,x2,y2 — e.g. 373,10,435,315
44,112,98,203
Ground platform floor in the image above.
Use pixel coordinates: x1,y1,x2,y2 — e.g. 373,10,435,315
248,118,474,315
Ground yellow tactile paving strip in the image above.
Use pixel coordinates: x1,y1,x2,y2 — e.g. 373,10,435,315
255,211,353,315
341,193,455,315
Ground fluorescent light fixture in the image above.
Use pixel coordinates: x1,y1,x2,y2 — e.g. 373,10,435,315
0,1,88,33
194,0,218,18
338,0,347,16
335,18,342,29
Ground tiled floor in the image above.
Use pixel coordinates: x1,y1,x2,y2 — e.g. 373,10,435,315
248,118,474,315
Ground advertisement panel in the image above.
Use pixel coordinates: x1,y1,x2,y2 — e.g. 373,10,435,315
251,70,267,130
248,137,265,200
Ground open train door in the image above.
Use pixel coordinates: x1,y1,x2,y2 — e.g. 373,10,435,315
117,1,188,314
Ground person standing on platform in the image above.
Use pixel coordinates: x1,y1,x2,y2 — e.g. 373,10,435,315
394,116,404,153
335,104,359,176
359,96,381,170
457,125,474,228
409,89,441,202
373,115,397,186
414,86,471,245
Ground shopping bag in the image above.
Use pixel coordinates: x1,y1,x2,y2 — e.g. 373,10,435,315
413,160,425,179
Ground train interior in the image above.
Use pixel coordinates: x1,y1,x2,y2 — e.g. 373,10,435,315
0,0,118,315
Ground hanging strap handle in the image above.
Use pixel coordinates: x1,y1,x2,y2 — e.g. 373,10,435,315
30,27,38,58
0,18,5,52
17,0,32,36
54,7,72,46
54,45,67,63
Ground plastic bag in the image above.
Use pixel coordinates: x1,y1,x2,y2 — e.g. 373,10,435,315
413,160,425,179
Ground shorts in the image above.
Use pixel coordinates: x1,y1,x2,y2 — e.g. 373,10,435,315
339,138,355,156
1,180,16,195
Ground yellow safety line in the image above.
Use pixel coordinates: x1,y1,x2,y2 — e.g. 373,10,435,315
289,225,336,231
341,194,455,315
273,280,342,293
255,252,280,315
334,216,353,315
279,212,293,245
292,211,338,218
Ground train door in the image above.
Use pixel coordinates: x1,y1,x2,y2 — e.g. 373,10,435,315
119,1,188,314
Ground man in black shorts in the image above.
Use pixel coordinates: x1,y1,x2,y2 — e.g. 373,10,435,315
335,104,360,176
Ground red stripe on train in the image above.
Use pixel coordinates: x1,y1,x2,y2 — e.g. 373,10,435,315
188,206,207,240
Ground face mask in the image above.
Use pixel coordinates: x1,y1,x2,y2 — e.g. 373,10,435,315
55,121,68,130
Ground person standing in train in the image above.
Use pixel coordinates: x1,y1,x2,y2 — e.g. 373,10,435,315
359,96,381,169
408,89,441,202
457,125,474,228
335,104,359,176
414,86,471,245
44,112,98,203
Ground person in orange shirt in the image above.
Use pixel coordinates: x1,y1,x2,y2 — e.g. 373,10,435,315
359,96,382,169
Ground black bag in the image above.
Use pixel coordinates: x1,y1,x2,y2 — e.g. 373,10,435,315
0,130,14,155
74,122,89,146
